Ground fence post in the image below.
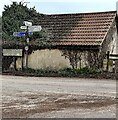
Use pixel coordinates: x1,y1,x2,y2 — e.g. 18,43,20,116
106,51,110,72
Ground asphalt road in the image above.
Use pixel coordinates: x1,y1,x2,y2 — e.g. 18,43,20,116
1,75,117,118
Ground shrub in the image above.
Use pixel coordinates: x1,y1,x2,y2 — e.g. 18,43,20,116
22,67,101,77
58,68,78,77
78,67,101,75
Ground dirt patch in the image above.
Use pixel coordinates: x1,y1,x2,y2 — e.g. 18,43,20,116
2,92,116,118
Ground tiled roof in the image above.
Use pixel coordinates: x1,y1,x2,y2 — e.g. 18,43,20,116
38,11,116,46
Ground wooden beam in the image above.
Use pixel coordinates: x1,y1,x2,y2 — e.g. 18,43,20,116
109,54,118,57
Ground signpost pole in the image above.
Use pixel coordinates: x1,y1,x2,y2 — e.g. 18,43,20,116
25,26,29,69
13,21,42,70
13,57,16,70
21,55,24,70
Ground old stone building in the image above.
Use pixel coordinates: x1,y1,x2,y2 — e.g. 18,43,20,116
16,11,117,70
3,11,118,71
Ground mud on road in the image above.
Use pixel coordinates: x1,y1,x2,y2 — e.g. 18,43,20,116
2,92,116,118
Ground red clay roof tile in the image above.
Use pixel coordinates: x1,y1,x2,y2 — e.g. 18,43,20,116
38,11,116,46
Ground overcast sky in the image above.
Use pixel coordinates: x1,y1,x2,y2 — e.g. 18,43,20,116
1,0,118,16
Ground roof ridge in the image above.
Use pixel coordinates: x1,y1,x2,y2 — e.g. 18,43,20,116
47,11,116,16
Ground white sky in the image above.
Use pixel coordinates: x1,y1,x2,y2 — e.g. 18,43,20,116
0,0,118,16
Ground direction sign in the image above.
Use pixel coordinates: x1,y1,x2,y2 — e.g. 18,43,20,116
24,21,32,26
20,26,27,30
29,26,42,32
20,25,42,32
3,49,23,56
13,32,33,37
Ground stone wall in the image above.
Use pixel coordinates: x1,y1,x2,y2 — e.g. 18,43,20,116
99,19,117,69
16,49,71,70
16,49,90,70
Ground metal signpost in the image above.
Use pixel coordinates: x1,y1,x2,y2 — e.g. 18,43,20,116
13,21,42,69
20,21,42,69
24,21,32,69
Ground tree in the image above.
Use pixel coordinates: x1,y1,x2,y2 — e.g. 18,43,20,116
87,51,99,68
61,49,82,69
2,2,49,71
61,49,100,69
2,2,44,42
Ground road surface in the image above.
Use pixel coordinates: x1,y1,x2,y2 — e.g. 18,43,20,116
1,75,117,118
